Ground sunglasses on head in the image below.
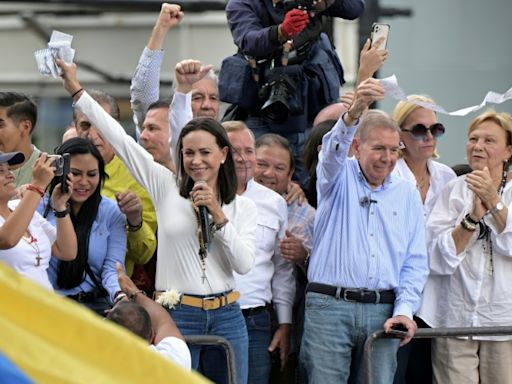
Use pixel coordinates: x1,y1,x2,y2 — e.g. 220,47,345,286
402,123,445,140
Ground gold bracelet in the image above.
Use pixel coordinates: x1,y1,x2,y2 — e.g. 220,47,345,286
460,217,476,232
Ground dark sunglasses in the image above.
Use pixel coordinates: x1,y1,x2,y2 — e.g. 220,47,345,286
402,123,445,140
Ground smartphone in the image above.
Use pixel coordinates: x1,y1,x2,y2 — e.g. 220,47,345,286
370,23,390,49
60,153,70,194
388,324,408,338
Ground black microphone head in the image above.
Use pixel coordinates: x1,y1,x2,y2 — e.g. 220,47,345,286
194,179,210,245
359,196,369,207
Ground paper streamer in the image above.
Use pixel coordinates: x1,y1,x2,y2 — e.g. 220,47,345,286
380,75,512,116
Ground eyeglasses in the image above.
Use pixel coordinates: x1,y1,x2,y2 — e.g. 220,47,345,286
402,123,445,141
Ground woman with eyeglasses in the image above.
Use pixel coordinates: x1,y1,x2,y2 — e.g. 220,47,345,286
392,95,456,215
391,95,456,384
417,110,512,384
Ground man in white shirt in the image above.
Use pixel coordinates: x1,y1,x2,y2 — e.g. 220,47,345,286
223,120,295,383
108,263,191,370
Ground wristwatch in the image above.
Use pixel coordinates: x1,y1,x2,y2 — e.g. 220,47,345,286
489,201,505,215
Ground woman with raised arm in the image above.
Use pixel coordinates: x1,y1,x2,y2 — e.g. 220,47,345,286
41,137,126,316
57,59,256,384
0,151,76,290
417,110,512,384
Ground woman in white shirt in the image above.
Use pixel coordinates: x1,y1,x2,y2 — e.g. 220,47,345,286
392,95,456,215
418,110,512,384
391,95,456,384
0,151,76,290
57,59,257,384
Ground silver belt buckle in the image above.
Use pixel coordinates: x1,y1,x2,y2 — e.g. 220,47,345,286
342,289,359,302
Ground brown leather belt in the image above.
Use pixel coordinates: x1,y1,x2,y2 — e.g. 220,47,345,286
154,290,240,311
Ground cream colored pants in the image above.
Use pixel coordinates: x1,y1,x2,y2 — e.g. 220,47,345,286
432,337,512,384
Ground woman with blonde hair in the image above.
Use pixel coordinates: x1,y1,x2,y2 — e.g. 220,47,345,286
418,110,512,384
392,95,456,215
392,95,456,384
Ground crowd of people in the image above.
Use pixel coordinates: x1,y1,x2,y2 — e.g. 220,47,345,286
1,1,512,384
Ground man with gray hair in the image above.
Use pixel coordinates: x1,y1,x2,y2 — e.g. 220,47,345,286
300,78,429,384
130,3,219,142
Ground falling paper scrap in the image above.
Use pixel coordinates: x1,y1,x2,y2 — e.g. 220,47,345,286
379,74,512,117
34,30,75,78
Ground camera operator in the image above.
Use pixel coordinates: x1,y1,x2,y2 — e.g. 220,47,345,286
220,0,365,185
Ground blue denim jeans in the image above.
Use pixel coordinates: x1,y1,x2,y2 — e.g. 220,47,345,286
300,292,399,384
245,309,272,384
82,296,111,317
169,302,249,384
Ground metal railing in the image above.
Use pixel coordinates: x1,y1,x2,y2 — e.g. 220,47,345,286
363,326,512,384
185,335,237,384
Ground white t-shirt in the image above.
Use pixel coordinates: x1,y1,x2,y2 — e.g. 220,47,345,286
0,200,56,290
149,337,192,370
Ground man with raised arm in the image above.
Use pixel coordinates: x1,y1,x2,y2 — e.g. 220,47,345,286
300,78,429,384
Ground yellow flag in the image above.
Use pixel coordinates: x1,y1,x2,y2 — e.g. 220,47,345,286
0,262,209,384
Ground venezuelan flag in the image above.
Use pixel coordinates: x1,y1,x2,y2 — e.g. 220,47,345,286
0,262,209,384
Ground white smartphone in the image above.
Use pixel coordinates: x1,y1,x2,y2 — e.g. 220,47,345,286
370,23,390,49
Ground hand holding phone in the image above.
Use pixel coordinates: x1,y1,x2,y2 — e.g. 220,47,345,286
60,153,70,194
370,23,390,49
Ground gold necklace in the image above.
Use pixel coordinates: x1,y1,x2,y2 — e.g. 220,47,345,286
415,167,430,191
23,230,41,267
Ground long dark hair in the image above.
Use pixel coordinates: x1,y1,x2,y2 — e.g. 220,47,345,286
176,117,238,204
47,137,106,289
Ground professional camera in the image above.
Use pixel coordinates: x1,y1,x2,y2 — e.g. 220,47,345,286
259,70,297,124
283,0,336,14
48,153,71,193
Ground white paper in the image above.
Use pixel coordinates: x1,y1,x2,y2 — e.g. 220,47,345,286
34,30,75,78
379,74,512,116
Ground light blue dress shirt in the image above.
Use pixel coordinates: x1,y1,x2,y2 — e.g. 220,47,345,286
307,117,429,318
40,197,127,303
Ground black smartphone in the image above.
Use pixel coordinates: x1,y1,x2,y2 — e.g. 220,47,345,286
388,324,408,338
60,153,70,194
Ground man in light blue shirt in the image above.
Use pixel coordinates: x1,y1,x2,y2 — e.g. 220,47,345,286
300,78,429,384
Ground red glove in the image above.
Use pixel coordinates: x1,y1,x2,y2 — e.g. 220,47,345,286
280,9,309,38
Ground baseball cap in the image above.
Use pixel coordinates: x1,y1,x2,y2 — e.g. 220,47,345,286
0,151,25,166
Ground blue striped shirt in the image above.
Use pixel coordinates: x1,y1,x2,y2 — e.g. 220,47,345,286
308,117,429,318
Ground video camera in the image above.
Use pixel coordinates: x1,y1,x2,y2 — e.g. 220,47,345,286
48,153,70,194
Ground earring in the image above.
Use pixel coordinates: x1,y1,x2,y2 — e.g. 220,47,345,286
221,160,225,164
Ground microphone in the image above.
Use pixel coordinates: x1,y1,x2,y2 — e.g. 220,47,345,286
359,196,377,208
194,181,210,246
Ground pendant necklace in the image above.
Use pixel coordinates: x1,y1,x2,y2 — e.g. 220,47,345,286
191,199,212,284
23,230,41,267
